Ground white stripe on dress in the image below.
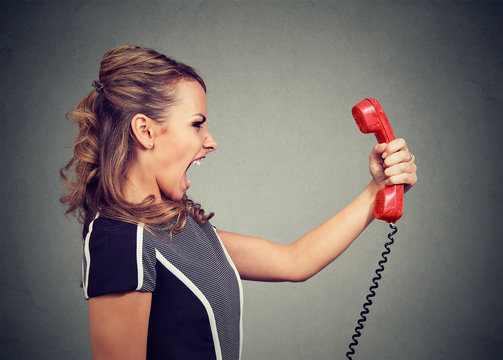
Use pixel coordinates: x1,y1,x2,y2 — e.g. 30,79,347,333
155,249,223,360
83,219,95,300
212,227,243,360
135,223,144,290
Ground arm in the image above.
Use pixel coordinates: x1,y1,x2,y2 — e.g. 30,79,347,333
88,292,152,360
218,139,417,282
218,180,377,282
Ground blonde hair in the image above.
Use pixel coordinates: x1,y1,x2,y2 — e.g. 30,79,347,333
60,45,213,238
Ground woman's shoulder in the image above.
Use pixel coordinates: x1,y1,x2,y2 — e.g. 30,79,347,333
87,216,142,244
87,213,213,245
83,216,156,299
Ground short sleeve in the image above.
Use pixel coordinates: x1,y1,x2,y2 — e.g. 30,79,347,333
82,217,156,299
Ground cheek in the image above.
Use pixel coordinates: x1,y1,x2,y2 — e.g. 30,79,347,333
155,139,185,167
151,141,193,198
154,150,184,182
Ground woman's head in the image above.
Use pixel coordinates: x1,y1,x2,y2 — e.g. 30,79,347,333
61,45,215,237
129,80,217,202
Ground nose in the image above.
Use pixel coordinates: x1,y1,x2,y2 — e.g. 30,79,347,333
203,130,218,152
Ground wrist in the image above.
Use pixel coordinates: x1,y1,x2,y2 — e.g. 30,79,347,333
360,181,379,223
368,179,382,194
371,176,386,190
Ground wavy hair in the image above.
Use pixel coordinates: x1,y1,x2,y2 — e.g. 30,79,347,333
60,45,213,238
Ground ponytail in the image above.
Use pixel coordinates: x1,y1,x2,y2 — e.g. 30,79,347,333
60,91,102,236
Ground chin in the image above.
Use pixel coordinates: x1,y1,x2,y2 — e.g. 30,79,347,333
171,194,184,202
163,194,182,202
159,188,182,202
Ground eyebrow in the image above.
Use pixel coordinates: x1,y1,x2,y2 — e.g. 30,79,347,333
192,113,207,123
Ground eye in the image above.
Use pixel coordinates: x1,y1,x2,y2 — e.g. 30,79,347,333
192,121,204,130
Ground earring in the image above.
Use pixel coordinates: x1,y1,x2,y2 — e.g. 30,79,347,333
148,142,153,148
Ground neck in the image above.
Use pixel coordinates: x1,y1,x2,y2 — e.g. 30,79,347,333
123,158,161,204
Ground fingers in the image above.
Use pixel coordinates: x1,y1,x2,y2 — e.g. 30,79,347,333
370,143,387,164
380,138,417,189
385,138,408,154
384,157,417,178
382,138,410,168
371,143,387,157
369,138,417,191
383,149,411,168
385,171,418,187
384,155,417,189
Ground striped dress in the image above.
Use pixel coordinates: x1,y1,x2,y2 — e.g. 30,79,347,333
82,215,243,360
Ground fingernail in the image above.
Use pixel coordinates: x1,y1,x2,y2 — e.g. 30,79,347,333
382,152,387,159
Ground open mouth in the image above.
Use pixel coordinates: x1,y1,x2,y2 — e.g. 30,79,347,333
184,157,204,190
186,157,203,171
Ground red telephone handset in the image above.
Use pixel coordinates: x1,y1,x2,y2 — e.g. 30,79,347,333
352,98,403,223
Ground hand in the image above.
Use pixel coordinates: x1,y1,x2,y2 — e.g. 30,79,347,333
369,138,417,193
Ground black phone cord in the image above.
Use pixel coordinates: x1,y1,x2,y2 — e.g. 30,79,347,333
345,223,398,360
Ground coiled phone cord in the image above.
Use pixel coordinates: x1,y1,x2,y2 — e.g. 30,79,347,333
345,223,398,360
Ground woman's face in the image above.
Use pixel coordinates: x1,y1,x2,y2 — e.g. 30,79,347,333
150,80,217,201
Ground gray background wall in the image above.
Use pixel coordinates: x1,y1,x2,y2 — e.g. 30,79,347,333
1,1,502,359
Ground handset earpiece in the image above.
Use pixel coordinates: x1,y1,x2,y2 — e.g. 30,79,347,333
352,102,383,134
352,98,403,223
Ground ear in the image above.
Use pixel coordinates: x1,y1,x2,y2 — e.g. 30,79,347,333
131,114,154,149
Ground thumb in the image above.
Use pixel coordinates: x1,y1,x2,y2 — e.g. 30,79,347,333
371,143,388,161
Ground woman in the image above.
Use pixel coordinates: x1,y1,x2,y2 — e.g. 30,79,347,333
61,45,417,360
